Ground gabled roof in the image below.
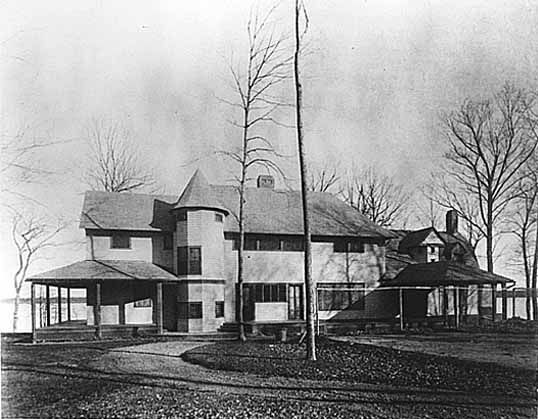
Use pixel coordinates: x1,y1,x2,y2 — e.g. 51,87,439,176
173,169,228,214
79,185,395,239
212,185,394,238
398,227,443,252
27,260,179,284
386,261,514,286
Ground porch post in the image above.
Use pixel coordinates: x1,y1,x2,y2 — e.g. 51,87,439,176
454,286,459,329
512,288,516,318
31,282,36,343
442,286,448,326
155,282,163,335
399,288,404,331
501,283,507,320
95,281,102,339
57,286,62,323
45,285,51,326
491,283,497,322
67,288,71,322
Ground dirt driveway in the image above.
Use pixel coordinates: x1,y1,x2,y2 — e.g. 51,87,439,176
332,332,537,370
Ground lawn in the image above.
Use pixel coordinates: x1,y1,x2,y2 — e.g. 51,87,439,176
181,336,537,397
2,335,536,418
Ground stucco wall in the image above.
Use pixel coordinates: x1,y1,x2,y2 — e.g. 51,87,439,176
86,232,173,269
223,240,387,322
174,210,225,278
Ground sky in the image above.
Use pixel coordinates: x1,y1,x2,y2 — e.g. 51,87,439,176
1,0,538,297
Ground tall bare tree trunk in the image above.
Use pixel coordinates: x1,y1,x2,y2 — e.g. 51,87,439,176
237,122,248,341
12,291,21,332
294,0,316,361
531,223,538,320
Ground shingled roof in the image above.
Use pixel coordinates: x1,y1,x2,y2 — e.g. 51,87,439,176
80,182,394,238
173,169,228,214
27,260,178,284
386,261,514,286
398,227,443,252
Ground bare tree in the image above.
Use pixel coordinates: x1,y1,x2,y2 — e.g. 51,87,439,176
0,125,66,201
428,83,538,274
508,155,538,319
342,166,410,228
308,160,341,193
84,120,156,193
293,0,316,361
218,5,293,341
10,211,67,331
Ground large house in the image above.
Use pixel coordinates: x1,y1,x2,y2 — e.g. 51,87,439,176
28,169,513,340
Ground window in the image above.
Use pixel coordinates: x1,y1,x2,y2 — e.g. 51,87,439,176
111,234,130,249
334,240,364,253
177,211,187,221
215,213,223,223
244,237,258,250
178,302,203,319
215,301,224,318
134,298,152,308
259,236,280,251
429,246,436,253
163,234,173,250
177,246,202,275
245,284,287,303
242,235,305,252
318,283,365,311
281,238,304,251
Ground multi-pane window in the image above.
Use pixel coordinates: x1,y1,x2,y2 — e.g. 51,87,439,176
177,211,188,221
238,235,304,252
111,234,131,249
245,284,287,303
177,246,202,275
281,237,304,251
334,240,364,253
163,234,173,250
317,283,365,311
178,302,203,319
134,298,152,308
215,213,223,223
215,301,224,318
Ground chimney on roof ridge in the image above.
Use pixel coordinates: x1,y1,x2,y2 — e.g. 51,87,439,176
446,209,458,235
257,174,275,189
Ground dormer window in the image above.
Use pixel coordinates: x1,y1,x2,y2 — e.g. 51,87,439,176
111,234,130,249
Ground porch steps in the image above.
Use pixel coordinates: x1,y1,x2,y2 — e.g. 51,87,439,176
162,331,238,341
217,322,239,333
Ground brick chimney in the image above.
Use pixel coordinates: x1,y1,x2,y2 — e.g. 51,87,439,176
446,210,458,235
257,174,275,189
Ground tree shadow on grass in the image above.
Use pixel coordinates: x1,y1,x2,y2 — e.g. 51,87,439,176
2,361,535,412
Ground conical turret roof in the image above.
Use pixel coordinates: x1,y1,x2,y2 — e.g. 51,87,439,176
173,169,228,214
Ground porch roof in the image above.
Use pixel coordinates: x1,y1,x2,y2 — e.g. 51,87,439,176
386,261,514,287
27,260,178,285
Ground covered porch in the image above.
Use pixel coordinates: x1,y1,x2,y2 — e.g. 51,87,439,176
27,260,179,342
385,261,515,330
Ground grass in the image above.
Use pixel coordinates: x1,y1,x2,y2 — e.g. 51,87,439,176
2,335,536,418
181,337,537,397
